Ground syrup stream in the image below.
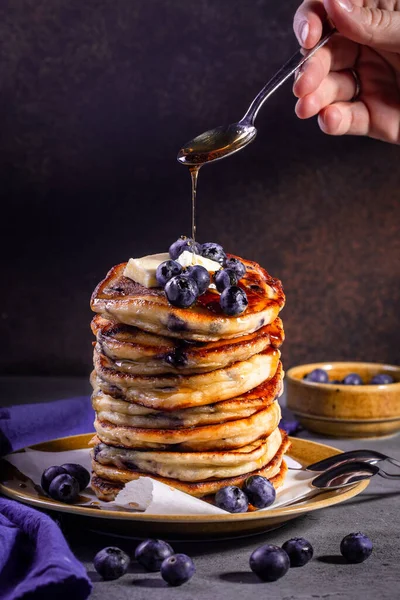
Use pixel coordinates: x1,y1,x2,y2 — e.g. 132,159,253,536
189,166,200,241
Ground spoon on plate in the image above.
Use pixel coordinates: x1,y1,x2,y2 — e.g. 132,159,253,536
177,22,336,166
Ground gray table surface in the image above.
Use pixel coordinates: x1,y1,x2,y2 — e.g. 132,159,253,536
1,376,399,600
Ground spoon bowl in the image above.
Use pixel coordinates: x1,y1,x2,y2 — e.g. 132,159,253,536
177,122,257,166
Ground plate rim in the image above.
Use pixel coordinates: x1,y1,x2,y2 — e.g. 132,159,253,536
0,433,369,523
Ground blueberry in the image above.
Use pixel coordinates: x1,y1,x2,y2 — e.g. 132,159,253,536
60,463,91,492
304,368,329,383
370,373,394,385
243,475,276,509
342,373,363,385
201,242,226,265
160,554,195,586
165,275,199,308
279,417,301,435
250,544,290,581
214,268,238,292
220,286,248,316
224,257,246,279
48,473,80,503
340,532,373,563
186,265,210,295
41,466,67,493
135,539,174,572
282,537,314,567
93,547,130,580
169,237,201,260
215,486,248,513
156,260,183,286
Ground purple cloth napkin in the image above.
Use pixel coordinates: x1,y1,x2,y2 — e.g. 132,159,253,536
0,396,95,599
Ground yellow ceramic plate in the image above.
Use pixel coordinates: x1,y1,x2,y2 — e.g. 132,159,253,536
0,434,369,539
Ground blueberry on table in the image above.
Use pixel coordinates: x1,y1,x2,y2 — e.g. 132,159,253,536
161,554,195,586
41,466,67,493
156,260,183,286
224,257,246,279
279,417,301,435
186,265,210,295
169,237,201,260
250,544,290,581
135,539,174,572
304,368,329,383
243,475,276,509
60,463,90,491
282,537,314,567
214,268,238,292
220,286,248,316
340,532,373,563
165,275,199,308
342,373,363,385
94,547,130,580
48,473,80,503
215,486,248,513
201,242,226,265
370,373,394,385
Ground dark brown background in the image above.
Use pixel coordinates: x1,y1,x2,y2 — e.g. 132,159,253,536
1,0,399,376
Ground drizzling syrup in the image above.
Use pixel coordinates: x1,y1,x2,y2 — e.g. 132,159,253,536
189,166,200,241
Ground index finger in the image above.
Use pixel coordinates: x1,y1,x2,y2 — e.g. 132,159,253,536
293,0,327,49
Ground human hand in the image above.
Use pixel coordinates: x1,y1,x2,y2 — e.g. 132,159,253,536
293,0,400,144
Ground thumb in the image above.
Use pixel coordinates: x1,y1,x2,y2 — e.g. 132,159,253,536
324,0,400,52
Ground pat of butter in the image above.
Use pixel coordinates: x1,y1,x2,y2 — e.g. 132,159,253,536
176,251,221,272
123,253,170,288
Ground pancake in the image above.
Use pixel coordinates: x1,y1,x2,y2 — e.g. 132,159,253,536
94,401,281,451
90,256,285,342
92,314,284,375
92,428,282,481
91,438,290,500
92,346,280,411
91,362,283,429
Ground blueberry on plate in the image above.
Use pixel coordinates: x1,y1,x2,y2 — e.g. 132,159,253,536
165,275,199,308
282,537,314,567
279,417,301,436
342,373,363,385
220,286,248,316
243,475,276,509
186,265,210,295
169,237,201,260
201,242,226,265
48,473,80,503
135,539,174,572
41,465,67,494
156,260,182,287
160,554,195,586
304,368,329,384
215,486,248,513
60,463,90,492
214,268,238,293
340,532,373,563
93,547,130,580
224,257,246,279
250,544,290,581
370,373,394,385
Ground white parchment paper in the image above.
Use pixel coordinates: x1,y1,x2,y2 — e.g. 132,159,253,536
5,449,315,515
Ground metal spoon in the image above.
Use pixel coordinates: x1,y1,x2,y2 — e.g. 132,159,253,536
177,23,336,166
306,449,400,473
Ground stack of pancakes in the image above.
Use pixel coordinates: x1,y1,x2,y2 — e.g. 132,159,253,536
89,255,290,503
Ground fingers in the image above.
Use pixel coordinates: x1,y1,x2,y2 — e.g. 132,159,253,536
293,0,326,48
318,102,370,137
295,71,358,119
293,34,359,99
323,0,400,53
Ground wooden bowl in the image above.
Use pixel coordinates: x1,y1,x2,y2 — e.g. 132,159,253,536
286,362,400,438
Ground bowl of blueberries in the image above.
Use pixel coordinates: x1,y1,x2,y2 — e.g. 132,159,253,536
286,362,400,438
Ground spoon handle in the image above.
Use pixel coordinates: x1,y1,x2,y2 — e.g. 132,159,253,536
242,23,336,125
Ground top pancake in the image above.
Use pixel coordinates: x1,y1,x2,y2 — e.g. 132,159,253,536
91,255,285,342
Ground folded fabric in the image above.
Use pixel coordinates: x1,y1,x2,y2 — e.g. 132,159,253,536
0,396,94,457
0,396,94,599
0,497,92,600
